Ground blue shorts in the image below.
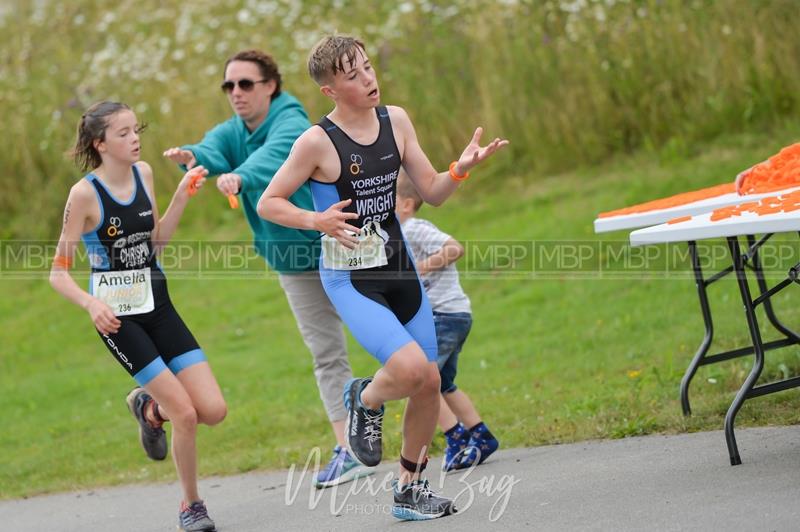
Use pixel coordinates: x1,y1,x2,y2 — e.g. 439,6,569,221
433,312,473,393
320,265,438,365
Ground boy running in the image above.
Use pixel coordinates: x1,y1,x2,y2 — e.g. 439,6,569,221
257,35,508,521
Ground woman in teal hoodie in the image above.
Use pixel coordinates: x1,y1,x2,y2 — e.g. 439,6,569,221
164,49,374,488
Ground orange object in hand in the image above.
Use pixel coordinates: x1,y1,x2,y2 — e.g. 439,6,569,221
227,194,239,209
188,172,204,197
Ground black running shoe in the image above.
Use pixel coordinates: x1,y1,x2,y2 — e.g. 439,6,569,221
178,500,216,532
391,479,457,520
125,387,167,461
343,377,384,467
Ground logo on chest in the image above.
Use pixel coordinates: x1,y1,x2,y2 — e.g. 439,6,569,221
107,216,123,237
349,154,363,175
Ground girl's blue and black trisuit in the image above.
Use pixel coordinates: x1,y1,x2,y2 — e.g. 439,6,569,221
310,107,437,364
81,164,206,386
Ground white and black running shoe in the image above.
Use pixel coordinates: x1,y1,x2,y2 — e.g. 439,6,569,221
343,377,384,467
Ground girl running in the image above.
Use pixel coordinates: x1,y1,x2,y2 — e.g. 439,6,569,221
50,101,225,532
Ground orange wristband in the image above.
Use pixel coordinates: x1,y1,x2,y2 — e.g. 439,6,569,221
53,255,73,269
449,161,469,182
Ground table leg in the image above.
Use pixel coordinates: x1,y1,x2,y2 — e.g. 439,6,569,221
681,241,714,416
746,234,800,342
725,236,767,466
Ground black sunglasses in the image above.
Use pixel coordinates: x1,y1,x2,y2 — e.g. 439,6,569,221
220,78,269,93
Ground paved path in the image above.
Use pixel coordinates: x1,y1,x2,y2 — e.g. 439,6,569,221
2,425,798,531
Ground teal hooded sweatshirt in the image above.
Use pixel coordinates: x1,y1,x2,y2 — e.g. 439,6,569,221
182,92,320,273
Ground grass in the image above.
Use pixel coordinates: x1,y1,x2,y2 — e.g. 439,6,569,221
3,123,800,499
3,1,800,238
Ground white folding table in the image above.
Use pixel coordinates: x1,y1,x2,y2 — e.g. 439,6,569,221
595,186,800,423
630,207,800,464
594,186,800,234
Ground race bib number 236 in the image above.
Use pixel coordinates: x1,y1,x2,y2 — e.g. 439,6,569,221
91,268,155,316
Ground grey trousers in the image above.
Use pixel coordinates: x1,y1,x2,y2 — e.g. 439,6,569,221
278,270,351,422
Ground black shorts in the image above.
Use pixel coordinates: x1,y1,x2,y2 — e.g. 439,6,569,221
96,276,205,385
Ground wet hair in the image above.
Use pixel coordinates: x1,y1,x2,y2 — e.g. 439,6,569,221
69,101,134,172
396,171,423,211
307,34,367,85
224,49,282,100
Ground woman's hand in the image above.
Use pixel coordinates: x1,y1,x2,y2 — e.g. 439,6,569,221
163,147,197,169
216,173,242,196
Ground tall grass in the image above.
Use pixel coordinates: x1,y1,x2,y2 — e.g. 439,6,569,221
2,0,799,239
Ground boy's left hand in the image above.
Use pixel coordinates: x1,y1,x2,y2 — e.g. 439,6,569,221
455,127,509,175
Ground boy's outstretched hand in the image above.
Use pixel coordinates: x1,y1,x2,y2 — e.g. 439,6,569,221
455,127,510,175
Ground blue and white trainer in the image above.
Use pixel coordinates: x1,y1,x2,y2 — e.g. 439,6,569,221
315,445,376,488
